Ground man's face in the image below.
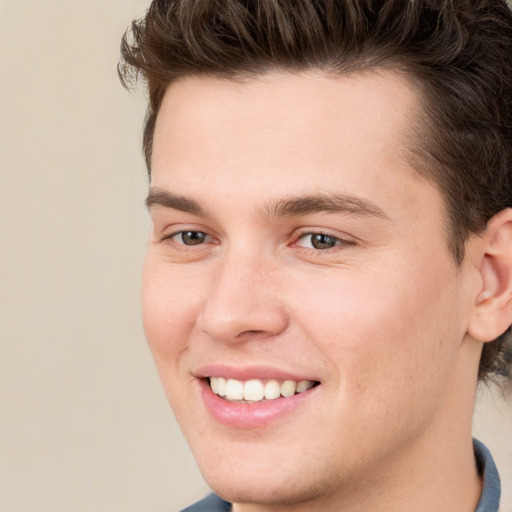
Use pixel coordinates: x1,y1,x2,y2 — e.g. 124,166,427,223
143,72,478,507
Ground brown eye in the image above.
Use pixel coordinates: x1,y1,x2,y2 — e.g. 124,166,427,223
294,232,354,252
310,234,339,250
173,231,210,245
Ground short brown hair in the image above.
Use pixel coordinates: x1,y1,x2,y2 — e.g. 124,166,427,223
119,0,512,385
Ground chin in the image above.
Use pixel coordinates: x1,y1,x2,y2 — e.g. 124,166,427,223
205,474,328,508
194,443,340,508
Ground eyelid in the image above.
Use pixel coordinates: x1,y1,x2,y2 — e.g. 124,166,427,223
291,229,357,251
161,228,212,242
157,222,219,247
168,230,212,245
157,229,219,261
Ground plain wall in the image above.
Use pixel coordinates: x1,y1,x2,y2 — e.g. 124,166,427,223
0,1,511,511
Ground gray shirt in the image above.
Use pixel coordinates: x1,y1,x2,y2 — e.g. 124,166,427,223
181,439,501,512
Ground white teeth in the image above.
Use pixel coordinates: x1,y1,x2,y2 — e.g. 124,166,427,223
280,380,297,398
209,377,316,402
264,379,281,400
210,377,219,394
217,377,227,397
297,380,314,393
225,379,244,400
244,379,265,401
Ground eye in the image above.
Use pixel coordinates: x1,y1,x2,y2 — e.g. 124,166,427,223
169,230,212,245
295,232,351,250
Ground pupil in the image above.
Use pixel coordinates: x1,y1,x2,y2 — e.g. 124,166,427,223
182,231,205,245
311,234,336,250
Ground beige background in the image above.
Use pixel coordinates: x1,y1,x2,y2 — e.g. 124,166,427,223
0,1,511,511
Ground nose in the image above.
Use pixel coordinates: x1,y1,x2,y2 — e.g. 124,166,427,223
196,251,289,344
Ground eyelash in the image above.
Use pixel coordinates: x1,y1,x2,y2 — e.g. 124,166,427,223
292,232,355,252
161,229,355,254
161,230,215,252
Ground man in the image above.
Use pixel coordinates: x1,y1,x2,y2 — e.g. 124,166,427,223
119,1,512,510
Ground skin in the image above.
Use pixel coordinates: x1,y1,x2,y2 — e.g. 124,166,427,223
143,71,491,511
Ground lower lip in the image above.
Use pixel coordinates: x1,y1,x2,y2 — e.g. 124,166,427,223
199,379,318,429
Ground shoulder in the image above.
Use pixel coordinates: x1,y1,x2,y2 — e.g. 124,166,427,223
179,493,231,512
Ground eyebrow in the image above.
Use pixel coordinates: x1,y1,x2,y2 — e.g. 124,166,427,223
264,193,390,220
146,188,389,221
146,189,207,216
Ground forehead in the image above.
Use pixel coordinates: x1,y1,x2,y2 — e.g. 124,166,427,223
154,70,420,156
151,70,431,220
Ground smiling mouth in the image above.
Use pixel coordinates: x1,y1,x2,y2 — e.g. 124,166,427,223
208,377,320,403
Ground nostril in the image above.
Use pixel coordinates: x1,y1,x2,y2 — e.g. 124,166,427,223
234,329,269,341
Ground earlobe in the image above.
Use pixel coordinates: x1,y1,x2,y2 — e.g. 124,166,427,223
467,208,512,343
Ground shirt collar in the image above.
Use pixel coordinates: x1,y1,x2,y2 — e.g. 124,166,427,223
474,438,501,512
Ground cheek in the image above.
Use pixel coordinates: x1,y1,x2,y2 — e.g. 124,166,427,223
289,259,463,408
141,256,201,375
141,256,211,427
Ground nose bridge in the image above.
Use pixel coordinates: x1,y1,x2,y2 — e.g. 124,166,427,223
197,246,288,343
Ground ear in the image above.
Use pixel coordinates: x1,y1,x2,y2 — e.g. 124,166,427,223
468,208,512,342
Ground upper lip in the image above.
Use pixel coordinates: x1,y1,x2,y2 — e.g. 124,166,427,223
194,363,320,382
